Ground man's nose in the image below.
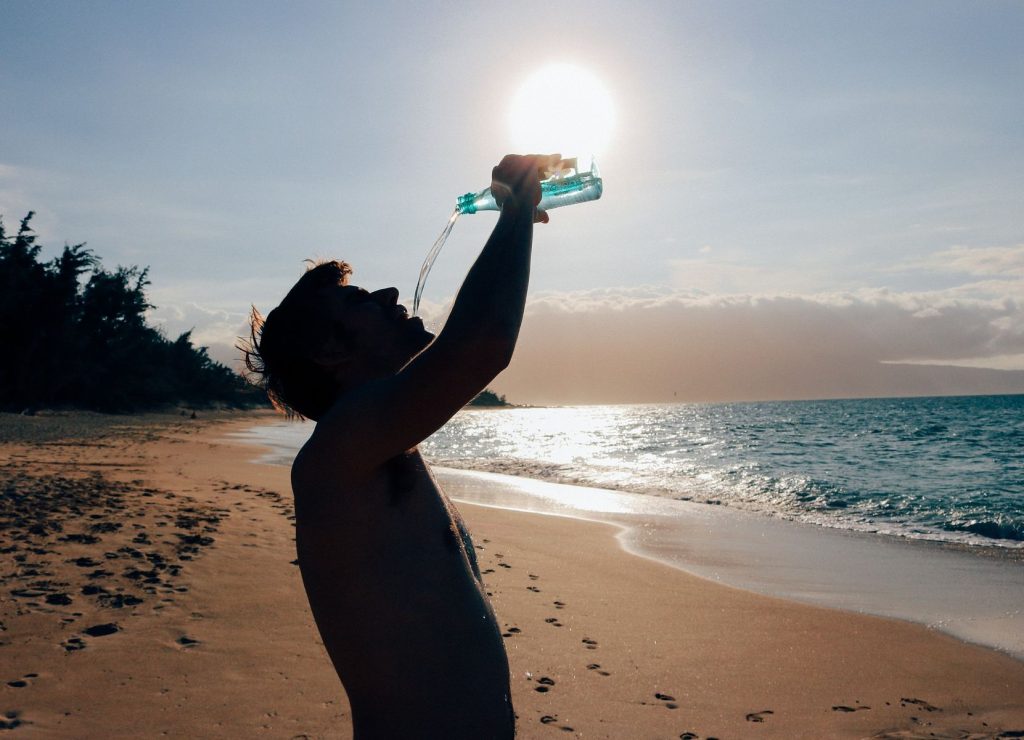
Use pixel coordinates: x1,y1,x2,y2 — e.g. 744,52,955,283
369,287,399,306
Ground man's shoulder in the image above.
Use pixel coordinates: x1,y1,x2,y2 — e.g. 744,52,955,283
291,435,387,521
293,392,373,473
291,425,363,489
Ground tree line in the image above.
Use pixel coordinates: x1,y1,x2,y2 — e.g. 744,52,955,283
0,212,264,413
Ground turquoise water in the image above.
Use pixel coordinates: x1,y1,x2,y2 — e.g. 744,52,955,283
238,394,1024,549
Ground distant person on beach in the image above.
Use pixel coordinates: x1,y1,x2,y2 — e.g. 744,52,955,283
243,154,557,738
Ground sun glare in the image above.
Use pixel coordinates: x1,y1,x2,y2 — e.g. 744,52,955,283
509,63,615,160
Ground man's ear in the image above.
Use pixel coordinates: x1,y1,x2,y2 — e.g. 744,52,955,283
312,336,353,380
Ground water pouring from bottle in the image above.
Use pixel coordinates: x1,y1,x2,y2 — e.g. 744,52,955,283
412,158,603,316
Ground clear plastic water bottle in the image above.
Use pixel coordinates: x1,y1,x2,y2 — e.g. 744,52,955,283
413,157,605,316
455,157,603,215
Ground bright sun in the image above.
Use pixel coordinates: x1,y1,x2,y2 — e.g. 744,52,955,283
509,63,615,159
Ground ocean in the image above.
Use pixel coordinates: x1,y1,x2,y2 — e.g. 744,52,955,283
231,393,1024,657
238,394,1024,550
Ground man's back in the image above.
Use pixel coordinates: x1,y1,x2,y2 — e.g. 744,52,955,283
292,446,514,738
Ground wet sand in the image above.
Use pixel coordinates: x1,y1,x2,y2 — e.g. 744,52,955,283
1,411,1023,738
434,467,1024,662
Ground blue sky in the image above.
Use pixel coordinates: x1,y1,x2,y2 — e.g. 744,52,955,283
2,1,1023,401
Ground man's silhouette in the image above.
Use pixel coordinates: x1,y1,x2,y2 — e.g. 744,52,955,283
245,154,557,738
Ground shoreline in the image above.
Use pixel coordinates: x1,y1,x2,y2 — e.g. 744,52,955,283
3,410,1023,737
434,467,1024,663
229,416,1024,554
226,417,1024,662
431,456,1024,554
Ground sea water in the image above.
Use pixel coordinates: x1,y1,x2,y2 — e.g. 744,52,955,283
232,393,1024,657
419,393,1019,548
235,394,1024,550
425,394,1024,549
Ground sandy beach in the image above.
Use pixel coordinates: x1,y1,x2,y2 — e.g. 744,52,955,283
2,411,1023,738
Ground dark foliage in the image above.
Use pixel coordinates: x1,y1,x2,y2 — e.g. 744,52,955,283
0,212,265,412
469,389,510,407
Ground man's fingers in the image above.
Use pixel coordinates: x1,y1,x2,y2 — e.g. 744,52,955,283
496,153,560,183
542,153,561,177
493,153,560,213
527,153,561,180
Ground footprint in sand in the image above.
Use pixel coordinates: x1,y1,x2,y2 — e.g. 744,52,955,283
899,697,939,712
9,588,47,600
61,637,86,652
544,617,563,627
538,715,574,732
534,676,556,693
5,673,38,689
528,574,539,581
745,710,774,723
82,623,120,638
61,533,100,545
68,556,101,568
553,600,565,610
177,635,200,647
586,663,611,677
655,693,679,709
832,704,870,712
527,586,540,593
98,593,143,609
581,638,598,649
0,711,25,730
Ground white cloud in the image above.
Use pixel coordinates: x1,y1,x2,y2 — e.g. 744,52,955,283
137,244,1024,403
147,300,251,370
883,353,1024,371
900,244,1024,278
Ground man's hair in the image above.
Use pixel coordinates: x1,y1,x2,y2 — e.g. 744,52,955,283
241,260,354,421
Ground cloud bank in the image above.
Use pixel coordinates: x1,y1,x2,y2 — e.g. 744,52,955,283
144,244,1024,405
147,300,250,372
490,287,1024,404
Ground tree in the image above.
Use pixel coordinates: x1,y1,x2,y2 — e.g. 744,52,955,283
0,212,264,412
468,389,510,407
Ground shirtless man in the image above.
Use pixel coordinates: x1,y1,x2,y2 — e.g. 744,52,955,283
245,154,558,738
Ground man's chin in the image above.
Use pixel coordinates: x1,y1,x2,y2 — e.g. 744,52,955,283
414,326,436,351
404,319,436,354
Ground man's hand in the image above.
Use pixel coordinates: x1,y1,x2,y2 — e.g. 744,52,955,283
490,153,560,224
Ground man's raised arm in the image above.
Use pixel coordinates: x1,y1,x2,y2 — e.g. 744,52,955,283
304,154,557,475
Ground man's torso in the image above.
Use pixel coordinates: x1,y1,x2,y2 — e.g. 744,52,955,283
291,446,514,737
